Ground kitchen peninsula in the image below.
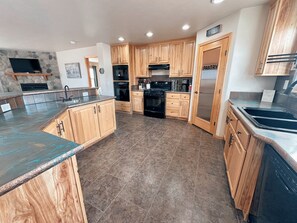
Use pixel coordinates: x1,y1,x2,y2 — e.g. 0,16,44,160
0,89,116,222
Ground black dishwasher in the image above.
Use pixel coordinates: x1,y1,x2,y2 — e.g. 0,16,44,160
249,145,297,223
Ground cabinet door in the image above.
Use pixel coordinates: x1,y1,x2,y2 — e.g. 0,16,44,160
135,46,149,77
181,40,195,77
118,45,129,64
132,96,143,113
159,43,170,64
227,139,246,198
43,120,59,136
169,42,183,77
111,46,119,64
148,44,159,64
57,111,74,141
69,104,101,144
179,100,189,119
97,100,116,137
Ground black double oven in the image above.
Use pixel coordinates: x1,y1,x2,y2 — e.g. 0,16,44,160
113,65,129,102
144,81,171,119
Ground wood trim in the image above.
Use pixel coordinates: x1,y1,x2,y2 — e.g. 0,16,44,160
85,58,92,88
198,33,233,47
5,72,52,81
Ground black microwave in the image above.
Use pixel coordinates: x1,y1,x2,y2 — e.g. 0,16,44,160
113,65,129,81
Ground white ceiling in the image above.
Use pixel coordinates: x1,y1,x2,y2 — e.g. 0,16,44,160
0,0,270,52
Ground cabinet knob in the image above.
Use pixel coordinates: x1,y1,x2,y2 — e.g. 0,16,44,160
194,91,198,94
94,106,97,114
237,131,242,135
56,124,62,136
59,121,65,132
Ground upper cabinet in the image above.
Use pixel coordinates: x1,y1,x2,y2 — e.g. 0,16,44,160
135,46,149,77
148,43,170,64
111,44,129,65
169,39,195,77
256,0,297,76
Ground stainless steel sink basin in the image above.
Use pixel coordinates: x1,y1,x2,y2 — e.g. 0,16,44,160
239,107,297,134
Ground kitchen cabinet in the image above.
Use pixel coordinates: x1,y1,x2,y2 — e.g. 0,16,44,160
69,103,101,145
166,93,190,119
135,46,149,77
0,156,87,223
97,100,116,137
148,43,170,64
111,44,129,65
169,40,195,77
256,0,297,76
115,101,131,112
132,91,144,113
43,119,59,136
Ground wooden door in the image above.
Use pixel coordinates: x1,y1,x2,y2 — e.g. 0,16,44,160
0,156,87,223
226,139,246,198
43,120,59,136
135,46,149,77
181,40,195,77
148,44,159,64
57,111,74,141
169,42,183,77
132,96,144,113
179,100,190,119
118,45,129,64
69,103,101,144
159,43,170,64
97,100,116,137
111,46,119,64
192,34,231,135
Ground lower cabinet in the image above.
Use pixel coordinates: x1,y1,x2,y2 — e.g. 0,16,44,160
132,91,144,113
115,101,131,112
0,156,87,223
166,93,190,119
97,100,117,137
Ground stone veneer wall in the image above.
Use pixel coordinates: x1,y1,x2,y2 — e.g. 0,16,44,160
0,49,63,93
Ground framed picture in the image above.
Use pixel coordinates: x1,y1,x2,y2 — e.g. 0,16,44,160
65,63,81,78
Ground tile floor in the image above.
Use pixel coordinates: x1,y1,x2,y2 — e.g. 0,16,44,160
77,113,242,223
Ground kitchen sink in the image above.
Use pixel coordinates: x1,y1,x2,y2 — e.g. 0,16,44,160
239,107,297,134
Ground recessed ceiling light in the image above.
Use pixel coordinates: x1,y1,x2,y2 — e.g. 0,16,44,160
182,24,190,31
70,40,76,44
118,36,125,42
210,0,224,4
146,32,154,38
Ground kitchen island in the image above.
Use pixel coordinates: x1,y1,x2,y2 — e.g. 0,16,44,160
0,95,116,222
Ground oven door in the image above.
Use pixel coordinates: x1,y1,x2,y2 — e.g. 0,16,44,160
113,65,129,81
144,94,165,113
114,82,130,101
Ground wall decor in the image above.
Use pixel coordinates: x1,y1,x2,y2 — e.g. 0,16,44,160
65,63,81,78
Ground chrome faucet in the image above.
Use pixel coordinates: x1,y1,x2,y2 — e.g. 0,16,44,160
62,85,73,102
284,80,297,95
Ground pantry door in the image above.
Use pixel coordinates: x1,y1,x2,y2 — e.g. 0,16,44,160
192,34,231,135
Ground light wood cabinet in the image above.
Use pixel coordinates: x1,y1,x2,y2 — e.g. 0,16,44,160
256,0,297,76
115,101,131,112
166,93,190,119
135,46,149,77
69,103,101,145
43,119,59,136
97,100,116,137
0,156,87,223
169,40,195,77
132,91,144,113
148,43,170,64
111,44,129,65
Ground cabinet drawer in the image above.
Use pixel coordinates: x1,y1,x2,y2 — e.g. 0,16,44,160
228,110,238,131
166,99,180,108
166,108,179,117
166,93,180,99
115,101,130,112
180,94,190,100
132,91,143,97
236,121,251,149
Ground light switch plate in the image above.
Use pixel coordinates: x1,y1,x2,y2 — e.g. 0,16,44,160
1,103,11,113
82,92,89,97
283,80,289,90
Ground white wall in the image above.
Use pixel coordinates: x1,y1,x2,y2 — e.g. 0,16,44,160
96,43,114,96
190,5,277,137
56,46,97,88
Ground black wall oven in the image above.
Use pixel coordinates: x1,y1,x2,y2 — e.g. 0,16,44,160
113,65,129,81
114,82,130,101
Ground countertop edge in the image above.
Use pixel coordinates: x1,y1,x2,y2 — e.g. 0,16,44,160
229,101,297,172
0,144,84,196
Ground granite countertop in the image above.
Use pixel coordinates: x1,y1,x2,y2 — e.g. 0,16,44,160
229,99,297,172
0,95,115,196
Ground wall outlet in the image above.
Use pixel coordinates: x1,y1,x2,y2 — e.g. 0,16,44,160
283,80,289,90
1,103,11,113
82,92,89,97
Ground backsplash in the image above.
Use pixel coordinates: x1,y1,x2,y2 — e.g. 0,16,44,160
0,49,63,93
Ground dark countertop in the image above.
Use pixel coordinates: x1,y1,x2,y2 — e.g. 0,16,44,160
132,89,191,94
0,95,115,196
229,99,297,172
